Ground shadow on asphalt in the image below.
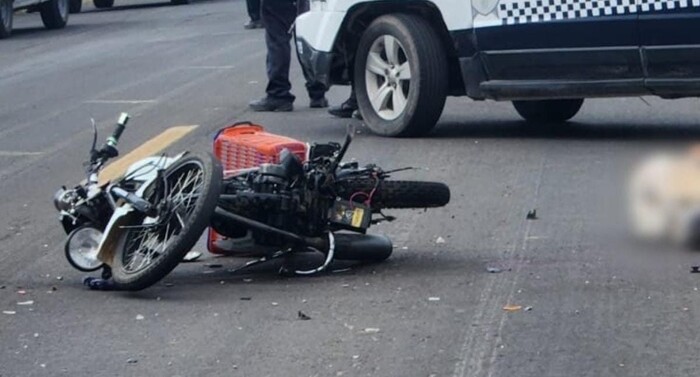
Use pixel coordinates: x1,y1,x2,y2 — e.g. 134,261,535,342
82,1,173,12
102,251,475,299
432,121,700,141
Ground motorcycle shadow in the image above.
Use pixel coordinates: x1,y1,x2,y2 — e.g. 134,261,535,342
115,250,473,300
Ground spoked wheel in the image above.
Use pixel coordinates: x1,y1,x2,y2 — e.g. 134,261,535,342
111,152,222,291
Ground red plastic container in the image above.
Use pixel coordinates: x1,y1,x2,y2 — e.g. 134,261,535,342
208,122,308,254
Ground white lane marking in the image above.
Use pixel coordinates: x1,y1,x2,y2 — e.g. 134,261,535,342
182,66,237,70
84,100,158,104
0,151,43,156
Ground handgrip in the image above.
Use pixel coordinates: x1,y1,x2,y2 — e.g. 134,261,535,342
107,113,129,147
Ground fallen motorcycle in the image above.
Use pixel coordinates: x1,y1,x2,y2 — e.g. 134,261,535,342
54,114,450,291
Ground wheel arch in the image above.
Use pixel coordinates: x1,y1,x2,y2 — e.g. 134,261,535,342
329,1,465,95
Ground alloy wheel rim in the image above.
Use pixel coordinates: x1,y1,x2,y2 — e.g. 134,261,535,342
58,0,68,20
364,35,412,121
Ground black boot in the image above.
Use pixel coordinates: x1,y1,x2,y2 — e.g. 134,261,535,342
249,97,294,112
328,98,357,118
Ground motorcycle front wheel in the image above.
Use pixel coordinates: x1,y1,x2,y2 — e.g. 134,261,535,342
111,152,222,291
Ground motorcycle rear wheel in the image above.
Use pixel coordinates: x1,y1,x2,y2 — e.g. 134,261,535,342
111,152,222,291
337,180,450,210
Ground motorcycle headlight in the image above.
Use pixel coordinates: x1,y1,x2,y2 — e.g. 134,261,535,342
53,188,75,212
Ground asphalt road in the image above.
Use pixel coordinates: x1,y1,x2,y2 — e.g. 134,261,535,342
2,2,700,376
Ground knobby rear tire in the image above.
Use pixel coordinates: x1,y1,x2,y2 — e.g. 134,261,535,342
337,179,450,210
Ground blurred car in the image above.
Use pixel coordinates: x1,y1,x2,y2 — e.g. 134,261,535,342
1,0,69,38
68,0,191,13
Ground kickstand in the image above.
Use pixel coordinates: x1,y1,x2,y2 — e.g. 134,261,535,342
226,249,292,274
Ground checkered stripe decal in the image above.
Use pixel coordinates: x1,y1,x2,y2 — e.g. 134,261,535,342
499,0,700,25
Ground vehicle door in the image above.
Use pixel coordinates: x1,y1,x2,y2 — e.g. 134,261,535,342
472,0,644,95
639,0,700,96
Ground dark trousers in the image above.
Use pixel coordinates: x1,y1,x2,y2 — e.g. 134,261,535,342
246,0,260,21
262,0,326,102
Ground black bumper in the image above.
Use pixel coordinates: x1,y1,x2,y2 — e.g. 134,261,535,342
296,37,334,88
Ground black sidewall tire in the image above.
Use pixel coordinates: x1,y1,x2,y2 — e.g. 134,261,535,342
512,99,584,123
40,0,69,29
338,179,450,209
355,14,448,137
111,152,223,291
0,0,12,39
69,0,81,13
93,0,114,8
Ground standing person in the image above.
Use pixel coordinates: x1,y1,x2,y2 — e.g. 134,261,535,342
244,0,263,29
249,0,327,112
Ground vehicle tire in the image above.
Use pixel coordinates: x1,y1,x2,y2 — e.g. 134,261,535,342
337,179,450,210
110,152,223,291
512,99,584,123
40,0,69,29
170,0,190,5
0,0,12,39
69,0,81,13
93,0,113,8
354,14,448,137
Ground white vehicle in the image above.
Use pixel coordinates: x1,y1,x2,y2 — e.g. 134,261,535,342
296,0,700,136
0,0,69,38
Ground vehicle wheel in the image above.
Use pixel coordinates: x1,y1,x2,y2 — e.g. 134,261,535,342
512,99,584,123
40,0,69,29
170,0,190,5
93,0,113,8
111,152,223,291
0,0,12,39
69,0,81,13
337,179,450,210
354,14,448,137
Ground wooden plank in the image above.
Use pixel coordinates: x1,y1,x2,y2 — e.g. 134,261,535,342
98,125,199,185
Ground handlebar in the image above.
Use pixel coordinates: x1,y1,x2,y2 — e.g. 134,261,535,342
107,112,129,147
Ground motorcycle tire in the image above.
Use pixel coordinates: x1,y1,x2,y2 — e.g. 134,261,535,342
110,152,222,291
337,180,450,210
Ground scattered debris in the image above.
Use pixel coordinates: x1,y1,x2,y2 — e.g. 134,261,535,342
524,306,533,311
503,304,523,312
40,364,46,368
298,311,311,320
17,300,34,306
0,285,5,289
341,284,350,288
164,282,175,288
332,268,352,273
17,290,26,295
691,266,700,274
401,246,408,250
526,209,538,220
428,297,441,302
220,280,226,285
352,355,359,360
486,267,503,273
135,314,145,320
242,278,253,283
271,302,279,306
33,333,39,338
436,237,446,244
56,276,63,281
363,328,380,334
240,297,251,301
126,358,138,364
3,311,16,315
182,251,202,262
202,270,215,274
207,264,223,269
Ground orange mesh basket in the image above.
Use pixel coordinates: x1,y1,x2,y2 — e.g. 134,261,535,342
208,122,308,254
